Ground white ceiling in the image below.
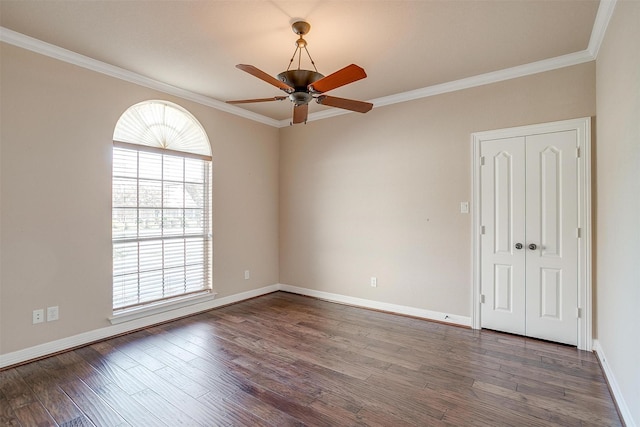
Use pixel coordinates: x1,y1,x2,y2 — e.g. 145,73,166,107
0,1,601,124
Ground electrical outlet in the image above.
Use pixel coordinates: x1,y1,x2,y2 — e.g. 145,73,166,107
370,277,377,287
244,270,250,280
33,309,44,324
47,306,59,322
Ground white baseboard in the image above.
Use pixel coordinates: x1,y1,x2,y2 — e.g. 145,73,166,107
0,284,280,369
279,284,472,327
592,339,637,427
1,283,472,369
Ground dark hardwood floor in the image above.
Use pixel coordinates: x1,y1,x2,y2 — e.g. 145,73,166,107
0,292,622,426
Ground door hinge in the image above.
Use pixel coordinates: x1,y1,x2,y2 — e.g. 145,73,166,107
577,227,581,238
480,156,485,166
480,294,486,304
577,307,582,318
481,225,486,235
576,147,581,158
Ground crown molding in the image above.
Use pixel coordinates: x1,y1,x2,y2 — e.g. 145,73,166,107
371,49,595,107
288,49,595,127
588,0,617,58
2,0,616,129
0,27,280,128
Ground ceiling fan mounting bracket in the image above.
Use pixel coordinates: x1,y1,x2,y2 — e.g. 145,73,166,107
291,21,311,36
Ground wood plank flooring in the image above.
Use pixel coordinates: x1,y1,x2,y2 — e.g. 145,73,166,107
0,292,622,426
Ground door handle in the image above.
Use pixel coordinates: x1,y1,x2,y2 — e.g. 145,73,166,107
515,243,523,250
528,243,537,250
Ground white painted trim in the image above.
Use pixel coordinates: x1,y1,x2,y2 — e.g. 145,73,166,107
279,284,472,327
471,117,592,351
577,118,593,352
593,340,637,427
369,51,594,108
588,0,618,59
0,27,280,128
472,134,483,331
2,0,617,130
109,291,218,325
0,284,279,369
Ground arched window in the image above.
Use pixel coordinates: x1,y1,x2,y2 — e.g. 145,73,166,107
112,100,212,315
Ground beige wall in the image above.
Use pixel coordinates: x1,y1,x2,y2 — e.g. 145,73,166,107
0,41,597,354
0,43,280,354
280,63,595,317
595,1,640,424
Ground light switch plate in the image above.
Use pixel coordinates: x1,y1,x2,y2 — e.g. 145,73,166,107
47,306,59,322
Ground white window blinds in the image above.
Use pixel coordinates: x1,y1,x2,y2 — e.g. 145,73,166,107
112,100,213,313
112,145,212,310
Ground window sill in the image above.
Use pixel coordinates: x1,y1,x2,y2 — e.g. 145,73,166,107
109,291,217,325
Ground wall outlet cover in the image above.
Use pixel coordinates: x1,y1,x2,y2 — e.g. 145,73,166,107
33,309,44,324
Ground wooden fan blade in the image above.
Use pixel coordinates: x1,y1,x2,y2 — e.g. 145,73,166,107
292,104,309,124
316,95,373,113
236,64,293,92
227,96,287,104
309,64,367,93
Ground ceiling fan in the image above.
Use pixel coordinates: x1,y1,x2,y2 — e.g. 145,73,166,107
227,21,373,125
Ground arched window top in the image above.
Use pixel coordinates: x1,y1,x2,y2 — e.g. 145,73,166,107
114,100,211,158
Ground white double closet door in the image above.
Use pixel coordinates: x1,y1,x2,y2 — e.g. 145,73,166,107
480,130,578,345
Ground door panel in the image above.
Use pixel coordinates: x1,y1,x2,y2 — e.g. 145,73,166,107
525,131,578,345
480,137,526,335
540,268,561,318
494,264,513,312
494,151,515,255
539,146,562,257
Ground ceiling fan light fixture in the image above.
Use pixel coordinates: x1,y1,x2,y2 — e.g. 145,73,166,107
289,91,312,106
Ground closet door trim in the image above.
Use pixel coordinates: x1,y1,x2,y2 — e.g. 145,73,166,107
471,117,592,351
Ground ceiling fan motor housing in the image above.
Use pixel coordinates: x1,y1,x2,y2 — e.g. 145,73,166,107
277,69,325,105
277,70,324,91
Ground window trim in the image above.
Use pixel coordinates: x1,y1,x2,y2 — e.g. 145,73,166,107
113,140,212,162
109,290,217,325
